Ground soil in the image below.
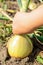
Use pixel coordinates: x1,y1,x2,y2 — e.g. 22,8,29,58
0,43,42,65
0,0,43,65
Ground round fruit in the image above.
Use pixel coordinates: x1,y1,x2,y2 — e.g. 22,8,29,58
7,35,33,58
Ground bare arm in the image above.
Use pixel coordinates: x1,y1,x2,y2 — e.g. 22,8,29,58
12,5,43,34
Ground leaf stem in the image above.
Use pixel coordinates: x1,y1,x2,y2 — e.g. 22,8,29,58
0,8,13,21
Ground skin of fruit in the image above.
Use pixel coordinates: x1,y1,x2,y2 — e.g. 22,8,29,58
7,35,33,58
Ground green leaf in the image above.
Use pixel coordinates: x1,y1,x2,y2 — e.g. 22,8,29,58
0,13,3,17
0,16,9,20
0,0,4,2
36,35,43,43
37,26,43,33
17,0,30,12
2,4,7,10
17,0,22,9
36,55,43,64
27,33,34,38
37,29,43,33
21,0,30,11
0,22,3,27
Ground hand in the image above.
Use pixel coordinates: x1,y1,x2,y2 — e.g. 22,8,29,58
12,12,29,34
12,5,43,34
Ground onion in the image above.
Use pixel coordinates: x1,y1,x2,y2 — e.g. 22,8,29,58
7,35,33,58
